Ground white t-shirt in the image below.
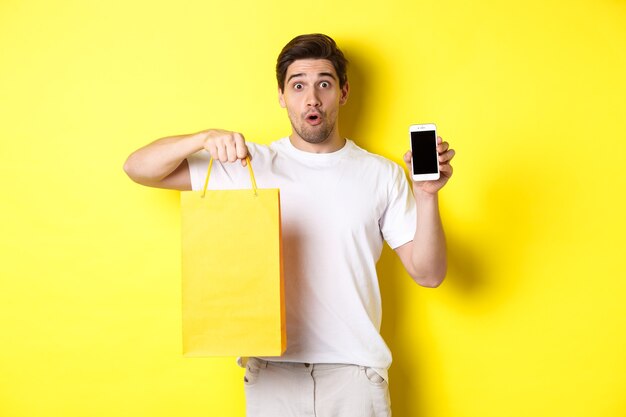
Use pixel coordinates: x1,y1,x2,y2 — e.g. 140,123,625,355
187,138,416,378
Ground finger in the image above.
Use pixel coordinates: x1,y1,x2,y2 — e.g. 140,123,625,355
438,149,456,163
216,139,228,162
437,141,449,154
225,135,238,163
234,133,249,163
437,135,443,145
205,140,219,161
402,150,413,172
439,163,453,176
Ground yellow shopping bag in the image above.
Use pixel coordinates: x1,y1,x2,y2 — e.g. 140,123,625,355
180,157,285,357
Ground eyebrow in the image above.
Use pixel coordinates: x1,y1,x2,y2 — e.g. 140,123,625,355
287,72,337,83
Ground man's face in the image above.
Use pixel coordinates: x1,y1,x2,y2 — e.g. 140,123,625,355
279,59,349,145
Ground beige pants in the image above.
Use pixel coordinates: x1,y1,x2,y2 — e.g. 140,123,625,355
243,358,391,417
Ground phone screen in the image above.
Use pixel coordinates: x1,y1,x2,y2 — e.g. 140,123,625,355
411,130,438,175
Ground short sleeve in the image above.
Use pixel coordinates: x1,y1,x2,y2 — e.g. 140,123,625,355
379,163,417,249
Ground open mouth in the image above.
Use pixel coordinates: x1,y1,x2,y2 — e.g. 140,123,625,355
305,113,322,126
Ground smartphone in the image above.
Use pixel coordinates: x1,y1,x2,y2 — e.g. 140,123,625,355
409,123,440,181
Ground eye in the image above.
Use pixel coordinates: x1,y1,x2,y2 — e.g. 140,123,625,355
293,83,304,90
320,81,330,88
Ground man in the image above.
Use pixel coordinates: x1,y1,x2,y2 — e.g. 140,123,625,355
124,33,455,417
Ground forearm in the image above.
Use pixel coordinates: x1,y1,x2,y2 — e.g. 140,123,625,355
124,131,206,184
409,190,447,286
398,136,454,287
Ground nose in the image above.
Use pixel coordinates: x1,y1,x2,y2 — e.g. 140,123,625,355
306,89,321,107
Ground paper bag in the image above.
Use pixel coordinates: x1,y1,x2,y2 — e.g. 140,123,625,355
180,157,285,357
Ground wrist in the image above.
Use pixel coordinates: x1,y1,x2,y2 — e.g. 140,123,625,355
413,187,438,200
190,130,212,150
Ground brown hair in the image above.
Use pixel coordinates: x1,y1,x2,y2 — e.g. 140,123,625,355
276,33,348,92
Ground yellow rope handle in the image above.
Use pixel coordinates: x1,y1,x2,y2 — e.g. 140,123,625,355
246,157,258,196
201,156,256,198
201,158,214,198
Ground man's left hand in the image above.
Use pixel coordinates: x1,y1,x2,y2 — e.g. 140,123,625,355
403,136,455,195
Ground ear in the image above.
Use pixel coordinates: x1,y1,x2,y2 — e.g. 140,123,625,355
278,87,286,108
339,81,350,106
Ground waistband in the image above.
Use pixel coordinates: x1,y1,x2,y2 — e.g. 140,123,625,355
245,357,363,372
237,356,389,381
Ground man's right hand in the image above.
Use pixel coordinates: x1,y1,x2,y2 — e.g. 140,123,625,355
124,128,250,190
201,129,250,166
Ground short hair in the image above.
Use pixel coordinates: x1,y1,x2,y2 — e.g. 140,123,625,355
276,33,348,92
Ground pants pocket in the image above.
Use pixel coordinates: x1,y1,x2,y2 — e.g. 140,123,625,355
363,367,391,417
364,367,385,385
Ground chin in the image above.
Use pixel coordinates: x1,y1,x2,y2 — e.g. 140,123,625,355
298,125,335,144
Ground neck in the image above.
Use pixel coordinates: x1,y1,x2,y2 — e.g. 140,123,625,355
289,125,345,154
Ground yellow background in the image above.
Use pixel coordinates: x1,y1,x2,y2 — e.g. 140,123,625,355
1,0,625,416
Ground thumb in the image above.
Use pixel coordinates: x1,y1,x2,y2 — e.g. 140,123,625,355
403,150,412,168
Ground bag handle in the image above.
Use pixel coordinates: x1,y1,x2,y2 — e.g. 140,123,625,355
201,156,257,198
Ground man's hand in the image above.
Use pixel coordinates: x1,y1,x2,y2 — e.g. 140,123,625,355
403,136,455,195
202,129,250,166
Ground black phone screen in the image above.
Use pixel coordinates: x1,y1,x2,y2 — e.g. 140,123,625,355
411,130,438,175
